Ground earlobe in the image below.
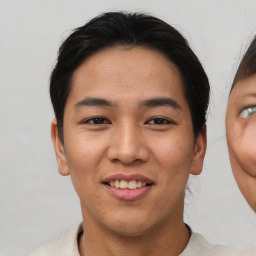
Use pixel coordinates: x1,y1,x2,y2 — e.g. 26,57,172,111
51,119,70,176
190,126,207,175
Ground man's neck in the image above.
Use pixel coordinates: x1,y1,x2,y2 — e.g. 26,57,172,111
78,217,190,256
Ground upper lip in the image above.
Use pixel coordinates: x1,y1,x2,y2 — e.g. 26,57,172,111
102,173,154,184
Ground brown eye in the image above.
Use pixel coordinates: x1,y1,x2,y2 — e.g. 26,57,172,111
84,117,111,125
146,117,172,125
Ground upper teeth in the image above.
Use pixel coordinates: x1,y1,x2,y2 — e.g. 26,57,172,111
109,180,147,189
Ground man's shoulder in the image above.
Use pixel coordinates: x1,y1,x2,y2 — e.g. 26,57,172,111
28,237,61,256
28,223,82,256
181,232,238,256
239,244,256,255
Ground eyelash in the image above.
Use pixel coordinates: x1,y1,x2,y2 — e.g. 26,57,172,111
239,106,256,118
82,116,176,126
83,117,111,125
145,117,175,125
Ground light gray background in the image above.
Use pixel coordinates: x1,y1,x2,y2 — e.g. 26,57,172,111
0,1,256,256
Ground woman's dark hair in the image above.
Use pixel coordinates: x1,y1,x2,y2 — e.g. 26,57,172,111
50,12,210,142
231,36,256,91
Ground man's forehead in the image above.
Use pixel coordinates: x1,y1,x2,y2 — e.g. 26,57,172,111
72,46,180,78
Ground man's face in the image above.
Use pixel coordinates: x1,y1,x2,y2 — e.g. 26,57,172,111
52,46,206,235
226,74,256,211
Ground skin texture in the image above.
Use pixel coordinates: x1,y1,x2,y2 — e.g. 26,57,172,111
51,46,207,256
226,74,256,212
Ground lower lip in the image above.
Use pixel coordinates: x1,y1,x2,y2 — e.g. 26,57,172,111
103,185,152,201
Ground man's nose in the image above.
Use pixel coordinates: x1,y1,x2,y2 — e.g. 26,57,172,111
106,122,149,165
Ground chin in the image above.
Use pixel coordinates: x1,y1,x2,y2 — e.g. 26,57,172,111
103,213,157,237
234,174,256,212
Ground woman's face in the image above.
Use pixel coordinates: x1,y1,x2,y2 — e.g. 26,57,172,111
226,74,256,211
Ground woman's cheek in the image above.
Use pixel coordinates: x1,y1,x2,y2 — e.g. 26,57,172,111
234,117,256,177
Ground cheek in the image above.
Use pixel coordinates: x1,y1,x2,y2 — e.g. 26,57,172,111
150,132,194,174
148,135,193,212
64,133,109,180
63,135,110,209
228,116,256,177
226,104,239,139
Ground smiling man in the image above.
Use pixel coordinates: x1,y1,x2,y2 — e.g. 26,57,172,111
29,12,237,256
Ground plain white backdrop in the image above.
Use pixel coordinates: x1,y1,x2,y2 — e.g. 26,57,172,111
0,1,256,255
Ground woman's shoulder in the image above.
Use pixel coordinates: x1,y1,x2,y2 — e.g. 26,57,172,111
28,222,82,256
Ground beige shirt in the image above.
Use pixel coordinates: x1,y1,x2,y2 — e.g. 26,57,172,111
239,245,256,255
29,223,250,256
29,223,82,256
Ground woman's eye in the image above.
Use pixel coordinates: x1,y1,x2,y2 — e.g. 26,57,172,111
146,117,172,125
239,106,256,118
83,117,110,125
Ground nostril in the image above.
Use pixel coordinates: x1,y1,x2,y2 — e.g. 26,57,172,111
106,133,149,164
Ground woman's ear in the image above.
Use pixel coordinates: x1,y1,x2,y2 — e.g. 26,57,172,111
51,119,70,176
190,125,207,175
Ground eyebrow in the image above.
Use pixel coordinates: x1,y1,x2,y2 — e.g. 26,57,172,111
75,97,114,108
139,97,181,109
74,97,181,110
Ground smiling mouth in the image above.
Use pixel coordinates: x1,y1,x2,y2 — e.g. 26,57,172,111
103,180,152,190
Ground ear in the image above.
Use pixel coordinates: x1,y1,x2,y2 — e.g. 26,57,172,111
190,125,207,175
51,119,70,176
